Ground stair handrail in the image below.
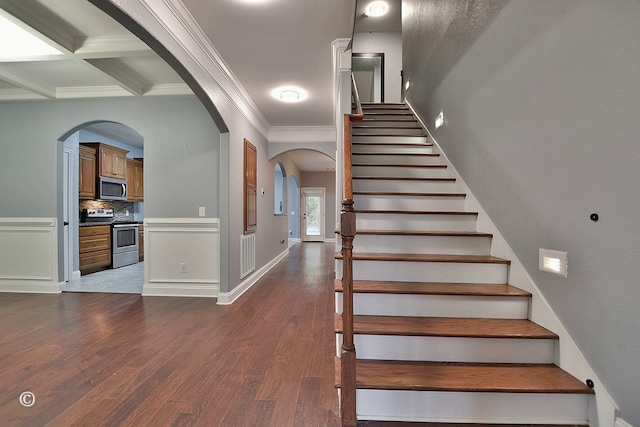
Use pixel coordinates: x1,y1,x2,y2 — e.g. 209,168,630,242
340,72,363,427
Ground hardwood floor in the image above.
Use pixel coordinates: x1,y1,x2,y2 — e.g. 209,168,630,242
0,242,339,427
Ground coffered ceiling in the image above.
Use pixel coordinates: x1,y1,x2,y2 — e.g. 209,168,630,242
0,0,400,171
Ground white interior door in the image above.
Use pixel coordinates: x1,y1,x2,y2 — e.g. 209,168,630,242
301,188,325,242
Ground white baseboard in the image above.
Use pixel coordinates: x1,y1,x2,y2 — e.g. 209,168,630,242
71,270,81,281
324,238,336,243
217,247,289,305
142,282,219,298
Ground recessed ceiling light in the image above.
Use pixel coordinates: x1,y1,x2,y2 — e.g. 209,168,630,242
271,86,308,103
365,1,389,17
0,14,63,60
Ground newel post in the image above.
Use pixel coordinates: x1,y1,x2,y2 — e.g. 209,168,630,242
340,198,357,427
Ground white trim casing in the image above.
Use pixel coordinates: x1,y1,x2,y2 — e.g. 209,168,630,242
0,218,60,293
143,218,220,298
217,247,289,305
407,101,618,427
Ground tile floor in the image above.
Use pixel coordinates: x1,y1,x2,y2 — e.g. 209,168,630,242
62,262,144,294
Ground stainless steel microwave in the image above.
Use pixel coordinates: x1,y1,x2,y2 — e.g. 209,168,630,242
98,176,127,201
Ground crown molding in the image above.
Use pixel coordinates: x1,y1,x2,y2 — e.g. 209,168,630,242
139,0,271,137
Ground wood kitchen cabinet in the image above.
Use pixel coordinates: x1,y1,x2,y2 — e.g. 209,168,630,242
79,225,111,274
79,144,96,199
126,158,144,202
83,143,128,180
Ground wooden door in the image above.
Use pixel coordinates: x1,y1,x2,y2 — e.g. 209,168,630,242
244,139,257,233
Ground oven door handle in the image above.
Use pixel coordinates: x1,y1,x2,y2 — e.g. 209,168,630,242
113,224,139,229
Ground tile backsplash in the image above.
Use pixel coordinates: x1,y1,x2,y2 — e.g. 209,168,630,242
80,200,137,222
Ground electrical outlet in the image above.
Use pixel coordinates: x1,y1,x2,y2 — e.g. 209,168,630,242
199,207,205,217
180,263,187,274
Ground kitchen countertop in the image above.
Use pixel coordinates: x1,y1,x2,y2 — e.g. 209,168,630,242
79,221,143,227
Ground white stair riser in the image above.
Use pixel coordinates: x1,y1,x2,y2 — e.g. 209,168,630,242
353,179,458,193
353,195,465,212
352,136,430,144
356,390,590,425
348,260,508,283
361,113,412,119
335,293,527,318
352,154,443,165
353,165,450,178
352,234,491,255
356,120,419,127
352,145,433,155
353,127,425,135
356,213,476,232
336,334,556,364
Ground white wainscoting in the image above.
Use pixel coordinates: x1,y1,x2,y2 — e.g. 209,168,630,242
143,218,220,297
0,218,60,293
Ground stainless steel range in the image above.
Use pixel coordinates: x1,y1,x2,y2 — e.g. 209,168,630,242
84,209,139,269
112,222,139,268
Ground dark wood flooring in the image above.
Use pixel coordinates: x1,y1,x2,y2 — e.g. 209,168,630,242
0,242,339,427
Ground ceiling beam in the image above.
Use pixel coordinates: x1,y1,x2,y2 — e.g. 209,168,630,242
85,58,145,96
0,65,56,98
74,35,154,59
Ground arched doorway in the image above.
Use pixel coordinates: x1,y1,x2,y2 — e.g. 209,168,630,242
59,120,145,294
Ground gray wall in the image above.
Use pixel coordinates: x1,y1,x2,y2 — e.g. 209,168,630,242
403,0,640,423
353,32,403,103
0,96,220,282
0,96,220,219
301,171,336,241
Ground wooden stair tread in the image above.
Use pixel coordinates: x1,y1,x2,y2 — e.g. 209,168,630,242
352,230,490,237
352,141,433,146
353,176,455,182
336,360,594,394
353,152,439,157
352,125,423,129
353,192,465,197
335,314,558,339
336,253,510,264
352,133,431,137
357,422,588,427
352,163,447,168
334,280,530,297
355,209,476,215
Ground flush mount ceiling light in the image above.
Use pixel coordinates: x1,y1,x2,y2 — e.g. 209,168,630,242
0,14,63,60
365,1,389,17
271,86,308,103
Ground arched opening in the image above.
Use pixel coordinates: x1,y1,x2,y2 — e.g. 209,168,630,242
274,162,286,215
59,120,145,294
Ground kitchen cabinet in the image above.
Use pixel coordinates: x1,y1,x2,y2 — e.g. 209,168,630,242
138,224,144,261
83,143,128,180
79,225,111,274
79,145,96,199
126,158,144,202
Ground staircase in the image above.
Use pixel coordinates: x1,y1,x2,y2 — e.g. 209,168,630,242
335,103,594,425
